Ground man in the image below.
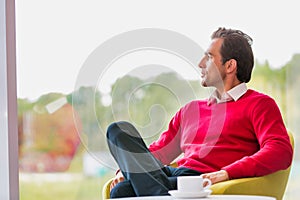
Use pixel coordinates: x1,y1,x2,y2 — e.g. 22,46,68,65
106,27,293,198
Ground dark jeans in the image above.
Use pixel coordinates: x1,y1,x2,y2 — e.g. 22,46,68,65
106,121,202,198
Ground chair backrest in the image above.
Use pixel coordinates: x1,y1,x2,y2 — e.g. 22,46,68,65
252,131,294,200
275,131,294,199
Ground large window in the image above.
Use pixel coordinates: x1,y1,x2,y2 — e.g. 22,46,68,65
12,1,300,200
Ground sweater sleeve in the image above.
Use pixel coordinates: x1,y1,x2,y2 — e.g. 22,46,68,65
148,108,183,165
222,97,293,179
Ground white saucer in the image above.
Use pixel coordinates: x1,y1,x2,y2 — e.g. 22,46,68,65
168,189,212,198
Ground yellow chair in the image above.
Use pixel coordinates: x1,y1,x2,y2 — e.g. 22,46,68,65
102,132,294,200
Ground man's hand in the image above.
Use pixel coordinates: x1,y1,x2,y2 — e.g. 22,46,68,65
110,170,125,191
200,170,229,185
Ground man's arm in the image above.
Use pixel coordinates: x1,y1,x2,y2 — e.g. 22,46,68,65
222,97,293,179
149,108,183,165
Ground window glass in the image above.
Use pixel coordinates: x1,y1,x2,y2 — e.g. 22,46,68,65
16,1,299,200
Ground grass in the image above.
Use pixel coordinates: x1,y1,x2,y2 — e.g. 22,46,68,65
20,174,112,200
19,145,114,200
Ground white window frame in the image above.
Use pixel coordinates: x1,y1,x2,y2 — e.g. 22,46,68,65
0,0,19,199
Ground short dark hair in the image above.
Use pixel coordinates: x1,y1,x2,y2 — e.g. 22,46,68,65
211,27,254,83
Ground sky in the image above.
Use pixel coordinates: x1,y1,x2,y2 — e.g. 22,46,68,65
15,0,300,100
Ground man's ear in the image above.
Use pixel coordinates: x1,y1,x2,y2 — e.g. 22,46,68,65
225,59,237,73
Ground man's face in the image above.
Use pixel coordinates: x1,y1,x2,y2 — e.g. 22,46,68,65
198,38,226,88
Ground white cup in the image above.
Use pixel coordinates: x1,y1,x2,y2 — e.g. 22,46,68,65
177,176,212,193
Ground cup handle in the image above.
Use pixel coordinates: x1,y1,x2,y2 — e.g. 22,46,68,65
203,178,212,190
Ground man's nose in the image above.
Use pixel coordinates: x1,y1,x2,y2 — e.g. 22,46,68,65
198,57,206,68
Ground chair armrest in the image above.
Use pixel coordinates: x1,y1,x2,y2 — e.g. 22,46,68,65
210,168,291,200
211,177,263,194
102,178,113,200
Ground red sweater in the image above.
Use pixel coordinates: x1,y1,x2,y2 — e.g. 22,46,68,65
149,89,293,179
